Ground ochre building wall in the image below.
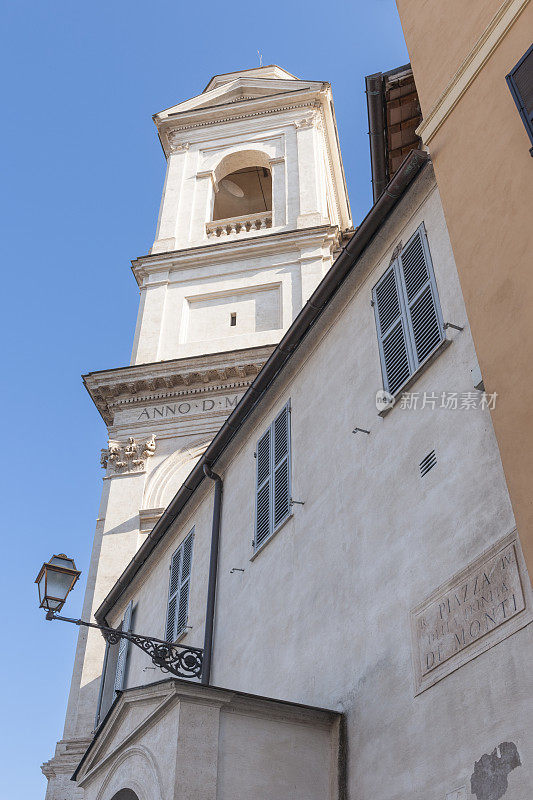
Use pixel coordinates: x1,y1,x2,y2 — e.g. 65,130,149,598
396,0,533,581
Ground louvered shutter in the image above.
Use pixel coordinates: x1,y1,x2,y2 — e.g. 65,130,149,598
176,532,193,637
507,45,533,149
398,227,443,367
165,547,182,641
272,404,291,529
255,428,272,548
373,264,412,394
165,530,194,642
254,402,291,550
374,225,443,394
113,600,133,697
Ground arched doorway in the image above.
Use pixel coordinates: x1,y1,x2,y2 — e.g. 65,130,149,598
110,790,139,800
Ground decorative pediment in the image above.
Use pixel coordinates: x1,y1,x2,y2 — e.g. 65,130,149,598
73,679,343,800
75,683,176,783
154,75,323,122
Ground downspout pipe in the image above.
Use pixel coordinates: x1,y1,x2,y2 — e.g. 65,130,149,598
365,73,388,203
201,464,223,685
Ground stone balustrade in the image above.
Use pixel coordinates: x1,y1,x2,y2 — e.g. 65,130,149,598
206,211,272,238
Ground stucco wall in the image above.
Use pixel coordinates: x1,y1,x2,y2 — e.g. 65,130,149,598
106,170,533,799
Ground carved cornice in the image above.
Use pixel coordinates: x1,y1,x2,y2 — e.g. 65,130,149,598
133,225,340,286
160,98,322,137
416,0,530,144
83,345,275,426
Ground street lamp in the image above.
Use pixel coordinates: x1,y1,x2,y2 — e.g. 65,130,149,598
35,554,81,616
35,553,203,680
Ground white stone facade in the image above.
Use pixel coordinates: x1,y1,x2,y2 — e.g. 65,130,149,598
79,167,533,800
43,65,352,800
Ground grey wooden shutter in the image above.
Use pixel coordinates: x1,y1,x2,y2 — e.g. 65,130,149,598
255,428,272,549
176,531,193,637
506,44,533,151
373,264,412,394
165,530,194,642
113,600,133,697
273,404,291,529
373,225,443,393
254,401,291,549
398,226,443,367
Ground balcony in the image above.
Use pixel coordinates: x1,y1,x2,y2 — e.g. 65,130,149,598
206,211,273,239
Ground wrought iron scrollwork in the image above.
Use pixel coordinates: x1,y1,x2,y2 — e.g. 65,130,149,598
101,626,203,679
47,613,203,680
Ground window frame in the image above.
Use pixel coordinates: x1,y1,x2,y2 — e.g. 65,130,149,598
506,44,533,155
373,223,445,397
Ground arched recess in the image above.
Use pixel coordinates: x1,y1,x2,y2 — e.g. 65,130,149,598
212,149,272,221
143,440,210,510
96,745,163,800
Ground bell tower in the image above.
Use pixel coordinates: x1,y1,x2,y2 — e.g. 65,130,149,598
42,65,351,800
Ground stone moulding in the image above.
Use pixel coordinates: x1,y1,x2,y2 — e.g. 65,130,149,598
410,528,533,694
416,0,530,144
83,345,275,425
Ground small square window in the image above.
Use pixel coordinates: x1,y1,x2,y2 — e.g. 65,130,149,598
230,312,237,327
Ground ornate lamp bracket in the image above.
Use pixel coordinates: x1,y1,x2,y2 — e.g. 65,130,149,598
47,613,203,680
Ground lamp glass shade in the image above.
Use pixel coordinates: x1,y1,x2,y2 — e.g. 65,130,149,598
35,554,81,613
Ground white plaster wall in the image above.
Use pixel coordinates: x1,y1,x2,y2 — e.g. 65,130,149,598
112,173,533,800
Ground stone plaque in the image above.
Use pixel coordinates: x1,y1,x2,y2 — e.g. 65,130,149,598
411,531,531,694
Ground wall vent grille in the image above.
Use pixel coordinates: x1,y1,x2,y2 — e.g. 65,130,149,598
419,449,437,477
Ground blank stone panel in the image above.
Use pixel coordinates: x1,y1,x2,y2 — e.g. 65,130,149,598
186,286,282,343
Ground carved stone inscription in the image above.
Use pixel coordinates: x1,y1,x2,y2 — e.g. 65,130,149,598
135,394,242,422
411,533,529,693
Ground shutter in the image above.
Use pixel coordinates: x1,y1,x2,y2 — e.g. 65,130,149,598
113,600,133,697
507,45,533,146
373,264,412,394
165,547,182,641
398,227,443,366
166,531,194,642
273,404,291,529
176,531,193,637
255,429,272,548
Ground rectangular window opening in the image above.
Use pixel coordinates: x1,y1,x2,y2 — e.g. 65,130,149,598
230,312,237,327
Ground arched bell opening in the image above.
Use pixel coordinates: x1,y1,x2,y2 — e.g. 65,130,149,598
213,166,272,221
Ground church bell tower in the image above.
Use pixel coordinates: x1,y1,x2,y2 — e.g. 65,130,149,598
42,64,351,800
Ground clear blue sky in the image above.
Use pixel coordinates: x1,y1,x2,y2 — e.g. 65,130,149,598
0,1,408,796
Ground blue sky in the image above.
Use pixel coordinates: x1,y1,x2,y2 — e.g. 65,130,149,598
0,1,408,796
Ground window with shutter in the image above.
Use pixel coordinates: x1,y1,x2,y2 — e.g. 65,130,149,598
373,225,444,394
113,600,133,698
165,529,194,642
506,44,533,154
254,401,291,551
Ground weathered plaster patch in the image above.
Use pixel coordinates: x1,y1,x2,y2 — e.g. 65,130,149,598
470,742,521,800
